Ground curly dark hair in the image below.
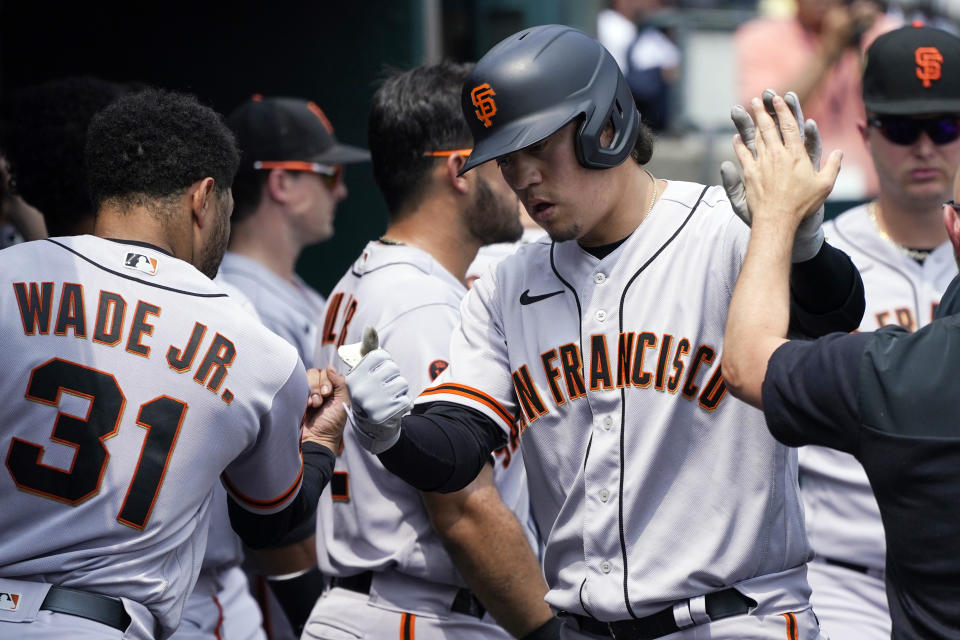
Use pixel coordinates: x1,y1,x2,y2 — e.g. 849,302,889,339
368,61,474,218
86,89,239,210
631,120,655,165
2,76,126,235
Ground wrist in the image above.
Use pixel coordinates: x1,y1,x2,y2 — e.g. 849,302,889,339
301,435,339,454
520,616,563,640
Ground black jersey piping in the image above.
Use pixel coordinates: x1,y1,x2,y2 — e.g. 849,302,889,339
831,219,921,323
47,239,229,298
550,241,590,471
616,185,708,618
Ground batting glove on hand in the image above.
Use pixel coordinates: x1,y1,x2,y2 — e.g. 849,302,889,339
720,89,825,262
338,326,413,454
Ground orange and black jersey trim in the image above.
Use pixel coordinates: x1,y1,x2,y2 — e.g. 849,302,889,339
225,443,335,549
418,382,515,430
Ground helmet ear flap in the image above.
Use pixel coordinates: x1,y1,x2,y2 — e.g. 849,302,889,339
576,72,641,169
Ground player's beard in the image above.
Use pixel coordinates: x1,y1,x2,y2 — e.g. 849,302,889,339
465,176,524,245
199,208,230,279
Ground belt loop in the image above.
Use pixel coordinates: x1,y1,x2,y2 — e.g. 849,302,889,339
687,594,710,625
671,601,695,629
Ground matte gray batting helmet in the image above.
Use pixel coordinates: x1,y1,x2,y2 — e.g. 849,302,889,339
459,24,641,174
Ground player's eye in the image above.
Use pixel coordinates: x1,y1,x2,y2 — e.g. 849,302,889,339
496,155,512,168
526,140,547,154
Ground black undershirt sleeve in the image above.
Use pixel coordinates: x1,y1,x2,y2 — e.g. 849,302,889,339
227,442,334,549
378,401,506,493
788,240,865,336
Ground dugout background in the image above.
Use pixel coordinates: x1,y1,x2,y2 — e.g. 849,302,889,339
0,0,599,295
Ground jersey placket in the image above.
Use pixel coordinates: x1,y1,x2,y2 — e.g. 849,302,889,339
579,262,629,610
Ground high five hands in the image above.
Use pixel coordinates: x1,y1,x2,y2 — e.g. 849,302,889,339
724,90,842,242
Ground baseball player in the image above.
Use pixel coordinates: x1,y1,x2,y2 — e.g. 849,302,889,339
221,96,370,364
307,61,559,640
793,25,960,639
212,96,369,639
338,25,865,639
0,89,346,639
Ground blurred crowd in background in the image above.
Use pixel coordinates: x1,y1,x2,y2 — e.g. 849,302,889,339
2,0,959,290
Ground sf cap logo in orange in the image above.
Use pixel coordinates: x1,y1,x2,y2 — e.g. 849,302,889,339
915,46,943,88
471,83,497,128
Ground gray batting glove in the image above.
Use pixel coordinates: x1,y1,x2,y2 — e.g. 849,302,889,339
338,326,413,454
720,89,825,262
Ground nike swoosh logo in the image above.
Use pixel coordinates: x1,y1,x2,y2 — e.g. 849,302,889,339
520,289,564,305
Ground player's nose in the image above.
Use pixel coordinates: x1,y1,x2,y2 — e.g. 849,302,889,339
501,154,541,191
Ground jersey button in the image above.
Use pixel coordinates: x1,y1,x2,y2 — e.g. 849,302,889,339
599,489,610,503
595,309,607,322
600,561,612,574
602,416,613,430
594,273,606,284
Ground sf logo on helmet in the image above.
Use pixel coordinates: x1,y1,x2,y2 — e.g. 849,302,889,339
915,46,943,88
471,83,497,128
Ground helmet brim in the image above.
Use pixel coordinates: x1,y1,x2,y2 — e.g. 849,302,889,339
458,105,584,175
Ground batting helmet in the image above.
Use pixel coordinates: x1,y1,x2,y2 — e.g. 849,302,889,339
459,24,641,174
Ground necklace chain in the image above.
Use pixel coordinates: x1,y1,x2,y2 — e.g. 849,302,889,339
644,168,659,220
867,202,931,261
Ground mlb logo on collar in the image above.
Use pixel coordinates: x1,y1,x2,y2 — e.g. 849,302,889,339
124,252,159,276
0,592,19,611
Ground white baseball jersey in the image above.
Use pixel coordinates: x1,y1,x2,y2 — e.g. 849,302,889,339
314,240,537,588
218,251,326,367
799,204,956,635
466,228,547,286
172,281,266,640
0,235,307,635
416,181,812,620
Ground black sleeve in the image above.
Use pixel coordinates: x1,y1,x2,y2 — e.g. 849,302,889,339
227,442,334,549
378,401,506,493
788,240,865,336
761,332,871,453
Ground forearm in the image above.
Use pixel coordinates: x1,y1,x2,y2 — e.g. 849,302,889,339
423,466,553,638
227,443,334,549
724,218,794,408
789,241,865,335
779,48,841,105
378,402,505,493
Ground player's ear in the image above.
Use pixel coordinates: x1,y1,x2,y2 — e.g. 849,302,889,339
944,201,960,258
190,177,217,229
265,169,293,204
446,152,470,195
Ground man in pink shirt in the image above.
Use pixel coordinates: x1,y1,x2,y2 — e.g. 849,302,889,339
737,0,897,197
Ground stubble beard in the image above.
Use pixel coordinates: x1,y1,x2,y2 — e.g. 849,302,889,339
466,177,524,245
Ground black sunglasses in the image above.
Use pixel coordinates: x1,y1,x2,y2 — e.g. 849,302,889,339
945,200,960,213
867,116,960,146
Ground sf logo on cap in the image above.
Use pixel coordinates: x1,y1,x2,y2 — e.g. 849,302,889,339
915,46,943,88
471,83,497,128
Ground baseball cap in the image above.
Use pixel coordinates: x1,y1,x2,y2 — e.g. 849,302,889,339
863,24,960,116
227,95,370,173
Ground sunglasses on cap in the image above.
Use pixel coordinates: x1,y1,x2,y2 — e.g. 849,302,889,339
253,160,343,188
867,116,960,146
423,148,473,157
